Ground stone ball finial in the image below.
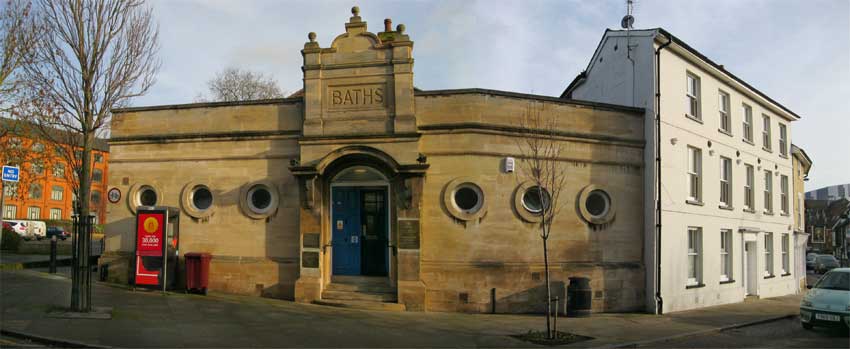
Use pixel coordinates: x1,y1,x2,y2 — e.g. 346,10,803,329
396,24,405,34
351,6,360,16
308,32,316,42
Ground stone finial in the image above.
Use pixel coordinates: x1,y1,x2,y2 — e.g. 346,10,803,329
308,32,316,43
384,18,392,32
351,6,359,16
396,24,405,34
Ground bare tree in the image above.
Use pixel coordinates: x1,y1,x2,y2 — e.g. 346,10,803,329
24,0,160,312
198,67,284,102
516,102,568,340
0,0,39,108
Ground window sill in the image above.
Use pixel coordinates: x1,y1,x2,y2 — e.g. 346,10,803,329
743,138,755,146
743,208,756,213
686,283,706,289
763,211,774,216
780,213,790,217
719,279,736,285
762,147,773,153
781,272,791,277
719,205,734,211
763,275,775,279
686,199,705,206
718,129,733,137
779,154,788,159
685,114,704,124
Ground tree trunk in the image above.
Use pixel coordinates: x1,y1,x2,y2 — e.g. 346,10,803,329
71,114,93,312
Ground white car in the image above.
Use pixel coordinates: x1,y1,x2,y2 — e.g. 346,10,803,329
800,268,850,329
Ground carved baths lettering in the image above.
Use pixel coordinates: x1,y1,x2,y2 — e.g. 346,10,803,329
331,87,384,107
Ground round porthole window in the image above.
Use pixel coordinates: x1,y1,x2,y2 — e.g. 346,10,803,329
239,181,279,219
139,186,158,206
180,182,215,219
521,186,551,214
577,185,616,225
443,178,488,222
127,184,162,214
454,185,482,213
191,186,213,210
585,190,610,218
248,185,272,213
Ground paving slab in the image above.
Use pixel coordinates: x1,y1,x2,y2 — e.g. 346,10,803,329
0,270,805,348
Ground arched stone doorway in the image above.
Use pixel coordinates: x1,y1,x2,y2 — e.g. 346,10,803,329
291,145,427,309
329,166,391,277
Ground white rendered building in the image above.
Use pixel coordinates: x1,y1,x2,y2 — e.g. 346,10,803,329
564,28,800,313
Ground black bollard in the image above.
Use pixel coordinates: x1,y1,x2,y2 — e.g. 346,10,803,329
49,235,57,273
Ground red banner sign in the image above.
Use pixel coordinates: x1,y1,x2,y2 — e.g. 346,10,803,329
136,213,164,257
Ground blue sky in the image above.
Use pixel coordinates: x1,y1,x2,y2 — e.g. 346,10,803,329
136,0,849,191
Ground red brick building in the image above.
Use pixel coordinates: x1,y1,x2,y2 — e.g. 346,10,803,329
1,119,109,224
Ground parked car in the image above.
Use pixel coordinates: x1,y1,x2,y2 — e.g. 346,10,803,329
46,227,70,241
806,253,820,270
815,255,840,274
800,268,850,330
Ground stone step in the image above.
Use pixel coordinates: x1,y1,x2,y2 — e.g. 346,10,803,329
313,299,406,312
324,282,396,294
330,275,391,286
321,289,398,302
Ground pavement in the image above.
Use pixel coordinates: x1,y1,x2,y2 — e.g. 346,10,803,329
0,269,831,348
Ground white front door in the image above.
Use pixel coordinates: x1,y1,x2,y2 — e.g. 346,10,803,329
745,241,758,295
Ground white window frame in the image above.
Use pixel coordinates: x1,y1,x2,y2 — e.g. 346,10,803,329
687,227,703,286
779,123,788,156
51,185,64,201
49,208,62,220
686,73,701,120
718,90,731,133
720,157,732,207
764,232,774,277
742,104,753,143
53,163,65,178
762,114,772,151
3,205,16,219
781,234,789,275
27,206,41,220
31,161,44,176
720,229,733,282
687,146,702,202
744,164,754,211
764,170,773,213
780,175,789,215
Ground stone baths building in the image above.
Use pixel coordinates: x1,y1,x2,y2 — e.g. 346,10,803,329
103,7,655,313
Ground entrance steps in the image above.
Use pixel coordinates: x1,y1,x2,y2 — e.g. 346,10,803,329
315,276,405,311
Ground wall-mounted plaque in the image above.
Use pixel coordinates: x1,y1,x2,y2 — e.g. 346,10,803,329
398,219,420,249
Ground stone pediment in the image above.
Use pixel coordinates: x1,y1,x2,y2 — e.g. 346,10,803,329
330,31,381,53
301,6,415,137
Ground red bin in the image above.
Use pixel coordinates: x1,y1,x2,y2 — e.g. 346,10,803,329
185,252,211,295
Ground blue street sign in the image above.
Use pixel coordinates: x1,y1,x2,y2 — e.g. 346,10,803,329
2,166,20,182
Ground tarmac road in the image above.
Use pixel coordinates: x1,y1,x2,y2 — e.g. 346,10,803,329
652,271,847,348
651,316,848,348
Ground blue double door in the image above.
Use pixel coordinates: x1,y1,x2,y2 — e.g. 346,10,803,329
331,187,389,276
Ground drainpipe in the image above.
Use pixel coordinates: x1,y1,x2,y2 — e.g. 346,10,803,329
654,33,672,315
